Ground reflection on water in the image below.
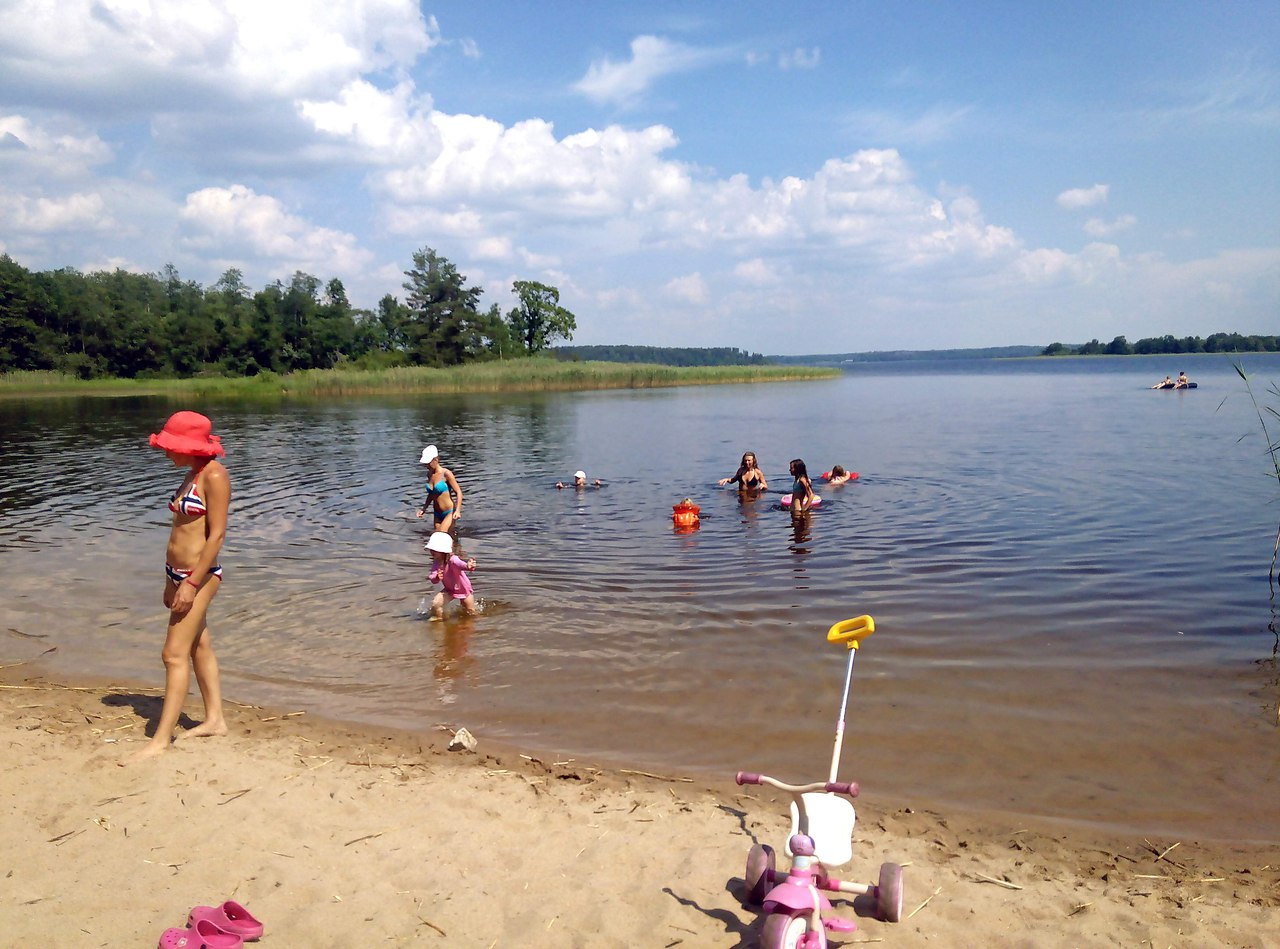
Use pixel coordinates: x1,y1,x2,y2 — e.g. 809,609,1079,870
2,352,1279,842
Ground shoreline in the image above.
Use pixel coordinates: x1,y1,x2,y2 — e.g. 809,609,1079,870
0,361,840,401
2,666,1276,947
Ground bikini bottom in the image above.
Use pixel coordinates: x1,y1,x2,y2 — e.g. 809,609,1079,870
165,563,224,584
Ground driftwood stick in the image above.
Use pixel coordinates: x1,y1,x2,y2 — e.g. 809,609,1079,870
906,886,942,919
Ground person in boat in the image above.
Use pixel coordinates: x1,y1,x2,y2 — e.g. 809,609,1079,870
557,469,602,489
416,445,464,534
787,458,817,515
1151,376,1174,389
719,451,768,491
1175,371,1190,389
127,411,231,764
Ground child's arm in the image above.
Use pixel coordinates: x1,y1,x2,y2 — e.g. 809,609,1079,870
429,564,442,582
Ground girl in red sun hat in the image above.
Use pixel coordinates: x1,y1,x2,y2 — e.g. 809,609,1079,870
125,411,231,764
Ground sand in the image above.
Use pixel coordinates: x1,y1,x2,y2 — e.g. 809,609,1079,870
0,669,1276,949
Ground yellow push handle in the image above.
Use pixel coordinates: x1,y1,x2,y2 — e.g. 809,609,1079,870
827,614,875,649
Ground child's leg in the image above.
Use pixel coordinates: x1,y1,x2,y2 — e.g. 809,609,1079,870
431,591,445,617
460,594,478,615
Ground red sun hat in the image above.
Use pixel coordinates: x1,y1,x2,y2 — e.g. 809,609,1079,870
149,411,225,457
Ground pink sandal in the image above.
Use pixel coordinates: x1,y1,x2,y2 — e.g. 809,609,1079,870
187,901,264,941
157,918,243,949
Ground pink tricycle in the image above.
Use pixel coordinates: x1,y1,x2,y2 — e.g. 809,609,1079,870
736,615,903,948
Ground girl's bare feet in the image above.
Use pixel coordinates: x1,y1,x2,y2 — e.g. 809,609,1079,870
177,719,228,739
120,742,169,766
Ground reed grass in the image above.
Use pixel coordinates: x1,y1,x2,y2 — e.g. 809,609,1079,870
0,360,838,400
1233,363,1280,602
1233,364,1280,726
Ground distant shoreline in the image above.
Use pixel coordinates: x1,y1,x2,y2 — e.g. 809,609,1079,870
0,360,839,400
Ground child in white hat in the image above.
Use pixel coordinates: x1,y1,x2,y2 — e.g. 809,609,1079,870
425,531,478,618
556,469,603,489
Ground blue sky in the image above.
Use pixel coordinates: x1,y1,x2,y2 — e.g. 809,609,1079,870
1,1,1275,354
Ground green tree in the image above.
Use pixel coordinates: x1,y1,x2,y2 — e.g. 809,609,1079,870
401,248,484,366
0,255,47,370
507,280,576,354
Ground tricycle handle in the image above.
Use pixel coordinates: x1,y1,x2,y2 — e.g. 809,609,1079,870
827,614,875,649
735,771,859,798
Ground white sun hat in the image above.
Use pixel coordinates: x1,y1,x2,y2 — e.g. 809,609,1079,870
574,470,586,480
425,531,453,554
419,445,438,465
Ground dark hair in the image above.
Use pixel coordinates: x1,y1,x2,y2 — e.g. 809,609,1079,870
741,451,757,466
831,465,845,477
790,458,808,479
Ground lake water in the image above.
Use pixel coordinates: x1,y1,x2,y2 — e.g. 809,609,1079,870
2,353,1278,843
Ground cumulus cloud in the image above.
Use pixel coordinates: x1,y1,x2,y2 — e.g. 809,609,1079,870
1084,214,1137,238
733,258,778,285
0,115,112,177
299,79,440,164
573,35,725,107
1057,184,1109,210
9,1,435,95
178,185,371,274
0,190,110,232
663,272,708,304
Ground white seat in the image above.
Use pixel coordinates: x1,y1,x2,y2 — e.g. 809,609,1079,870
786,792,856,867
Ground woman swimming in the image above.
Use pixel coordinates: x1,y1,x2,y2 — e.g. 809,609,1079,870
126,411,230,763
718,451,768,491
416,444,464,534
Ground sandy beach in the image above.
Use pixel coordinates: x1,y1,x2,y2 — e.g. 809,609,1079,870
1,667,1276,948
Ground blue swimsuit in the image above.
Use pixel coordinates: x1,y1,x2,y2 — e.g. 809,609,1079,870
425,477,454,523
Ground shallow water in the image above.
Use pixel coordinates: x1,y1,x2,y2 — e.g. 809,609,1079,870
2,353,1278,842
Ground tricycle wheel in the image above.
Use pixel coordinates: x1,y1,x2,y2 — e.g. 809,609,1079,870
762,912,826,949
745,843,775,905
876,861,904,923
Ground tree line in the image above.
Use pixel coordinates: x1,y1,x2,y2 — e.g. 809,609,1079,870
0,248,577,378
1042,333,1279,357
553,345,767,366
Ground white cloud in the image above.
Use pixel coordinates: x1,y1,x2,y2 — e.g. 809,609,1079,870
573,35,723,107
0,115,113,177
299,79,440,163
0,190,109,232
1057,184,1109,210
0,1,438,104
178,185,371,274
1084,214,1137,238
377,114,688,223
733,258,777,285
663,272,708,305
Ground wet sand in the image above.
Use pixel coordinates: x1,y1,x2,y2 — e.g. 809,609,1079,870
1,666,1276,948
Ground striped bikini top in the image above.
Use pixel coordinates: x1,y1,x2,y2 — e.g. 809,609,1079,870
169,476,207,517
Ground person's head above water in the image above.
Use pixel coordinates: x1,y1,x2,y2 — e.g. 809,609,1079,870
425,531,453,556
419,445,439,465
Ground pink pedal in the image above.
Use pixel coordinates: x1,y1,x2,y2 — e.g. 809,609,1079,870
823,916,858,933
